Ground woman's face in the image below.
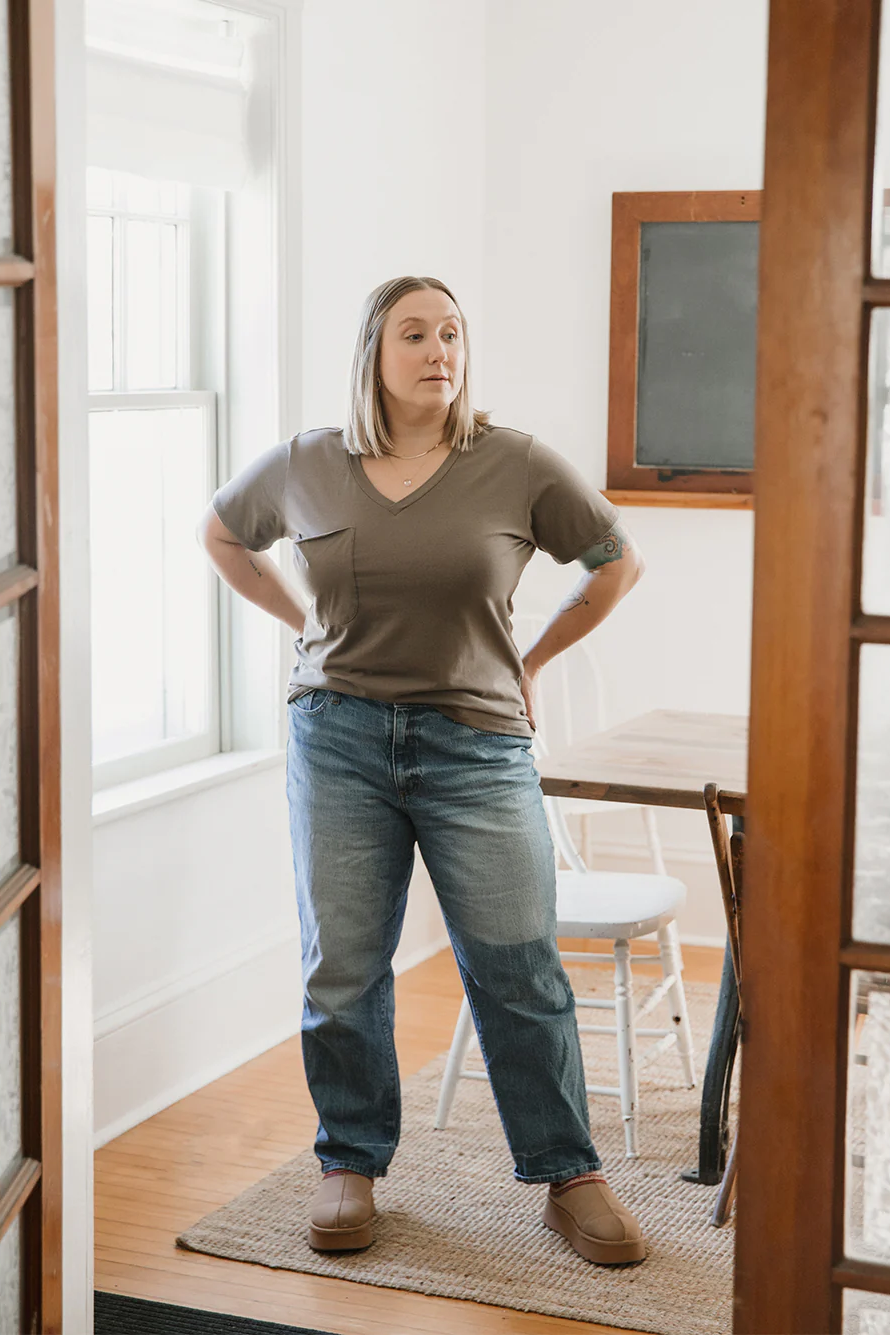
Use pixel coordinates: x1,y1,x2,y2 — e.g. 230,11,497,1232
377,289,465,416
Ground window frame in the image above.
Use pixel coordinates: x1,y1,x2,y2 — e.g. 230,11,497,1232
86,168,225,790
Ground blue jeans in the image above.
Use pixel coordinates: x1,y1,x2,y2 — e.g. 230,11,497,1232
285,688,602,1185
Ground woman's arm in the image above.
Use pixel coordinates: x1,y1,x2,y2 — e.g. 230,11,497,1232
520,520,644,730
196,504,307,634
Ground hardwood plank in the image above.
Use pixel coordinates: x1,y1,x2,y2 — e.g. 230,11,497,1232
95,945,723,1335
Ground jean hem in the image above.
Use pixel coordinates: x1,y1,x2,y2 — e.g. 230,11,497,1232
318,1159,390,1179
512,1160,603,1185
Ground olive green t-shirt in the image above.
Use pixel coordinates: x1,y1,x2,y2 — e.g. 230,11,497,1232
211,424,619,737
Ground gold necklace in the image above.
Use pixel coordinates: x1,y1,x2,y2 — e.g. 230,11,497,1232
388,440,443,488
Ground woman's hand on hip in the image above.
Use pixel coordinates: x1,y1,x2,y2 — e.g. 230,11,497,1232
520,663,539,732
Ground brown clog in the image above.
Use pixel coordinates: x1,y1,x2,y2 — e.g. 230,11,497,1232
308,1170,375,1251
542,1171,647,1265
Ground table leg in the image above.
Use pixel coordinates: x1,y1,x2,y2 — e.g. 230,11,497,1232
680,812,743,1186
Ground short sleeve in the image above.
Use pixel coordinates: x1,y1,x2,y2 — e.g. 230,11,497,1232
527,435,620,564
211,440,291,551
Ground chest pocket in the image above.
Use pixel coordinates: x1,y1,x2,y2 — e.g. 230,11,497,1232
292,526,359,630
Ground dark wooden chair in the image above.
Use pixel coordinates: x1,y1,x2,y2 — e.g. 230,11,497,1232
703,782,744,1227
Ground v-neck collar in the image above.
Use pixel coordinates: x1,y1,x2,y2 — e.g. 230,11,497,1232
346,442,461,514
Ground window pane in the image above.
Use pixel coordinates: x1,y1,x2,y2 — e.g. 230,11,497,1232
89,404,212,765
845,970,890,1265
124,220,179,389
852,645,890,944
0,287,15,569
843,1288,890,1334
0,605,19,884
0,909,22,1183
87,214,114,392
863,310,890,614
0,1210,21,1335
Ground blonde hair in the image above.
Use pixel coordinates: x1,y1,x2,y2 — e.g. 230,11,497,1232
343,275,492,457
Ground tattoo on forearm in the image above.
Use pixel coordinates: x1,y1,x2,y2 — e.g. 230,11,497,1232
576,522,629,572
247,557,263,577
557,587,590,613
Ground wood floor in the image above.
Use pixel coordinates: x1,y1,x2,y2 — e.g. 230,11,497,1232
95,939,724,1335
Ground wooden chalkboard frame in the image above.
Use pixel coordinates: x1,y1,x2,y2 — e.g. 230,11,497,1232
605,190,761,509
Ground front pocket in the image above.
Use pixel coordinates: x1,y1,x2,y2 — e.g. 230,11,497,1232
291,689,331,715
292,526,358,630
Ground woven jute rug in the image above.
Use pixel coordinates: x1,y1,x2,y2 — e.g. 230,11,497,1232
176,970,739,1334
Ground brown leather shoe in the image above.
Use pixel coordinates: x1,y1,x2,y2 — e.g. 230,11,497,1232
308,1170,375,1251
542,1171,647,1265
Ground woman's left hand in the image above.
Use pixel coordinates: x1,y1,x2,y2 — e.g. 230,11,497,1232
520,663,539,732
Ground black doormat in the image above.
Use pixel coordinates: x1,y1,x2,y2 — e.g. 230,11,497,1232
94,1291,338,1335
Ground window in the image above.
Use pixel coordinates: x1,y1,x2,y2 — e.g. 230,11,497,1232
87,165,223,787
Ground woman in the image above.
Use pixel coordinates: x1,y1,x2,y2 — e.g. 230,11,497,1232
197,275,648,1267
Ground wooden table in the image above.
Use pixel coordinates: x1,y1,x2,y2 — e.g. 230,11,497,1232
536,708,748,1186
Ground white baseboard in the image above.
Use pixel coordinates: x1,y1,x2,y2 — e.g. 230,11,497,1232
93,918,453,1149
93,918,302,1041
675,933,727,950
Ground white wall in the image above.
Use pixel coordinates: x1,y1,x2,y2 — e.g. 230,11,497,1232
482,0,765,939
90,0,768,1149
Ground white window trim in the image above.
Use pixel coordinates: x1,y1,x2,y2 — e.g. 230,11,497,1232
92,745,286,827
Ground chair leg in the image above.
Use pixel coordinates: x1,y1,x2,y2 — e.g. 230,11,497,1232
581,814,593,869
613,939,640,1159
658,919,697,1088
640,805,667,877
710,1125,739,1227
434,994,476,1130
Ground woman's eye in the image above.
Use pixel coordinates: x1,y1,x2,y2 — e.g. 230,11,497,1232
407,331,458,341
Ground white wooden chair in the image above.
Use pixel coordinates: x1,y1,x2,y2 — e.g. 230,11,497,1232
510,612,666,874
433,615,697,1158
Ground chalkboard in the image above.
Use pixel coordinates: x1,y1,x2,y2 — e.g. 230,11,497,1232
606,191,761,506
636,220,759,471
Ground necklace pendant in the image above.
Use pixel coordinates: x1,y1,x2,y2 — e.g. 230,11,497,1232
403,478,413,487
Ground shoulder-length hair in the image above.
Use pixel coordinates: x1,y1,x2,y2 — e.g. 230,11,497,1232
343,275,492,457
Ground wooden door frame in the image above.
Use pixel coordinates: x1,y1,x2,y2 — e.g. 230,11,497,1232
737,1,890,1330
0,0,61,1329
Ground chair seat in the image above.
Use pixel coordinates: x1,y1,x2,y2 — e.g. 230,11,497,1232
556,870,686,939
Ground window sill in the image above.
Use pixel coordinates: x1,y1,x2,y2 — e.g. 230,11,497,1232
92,747,286,826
